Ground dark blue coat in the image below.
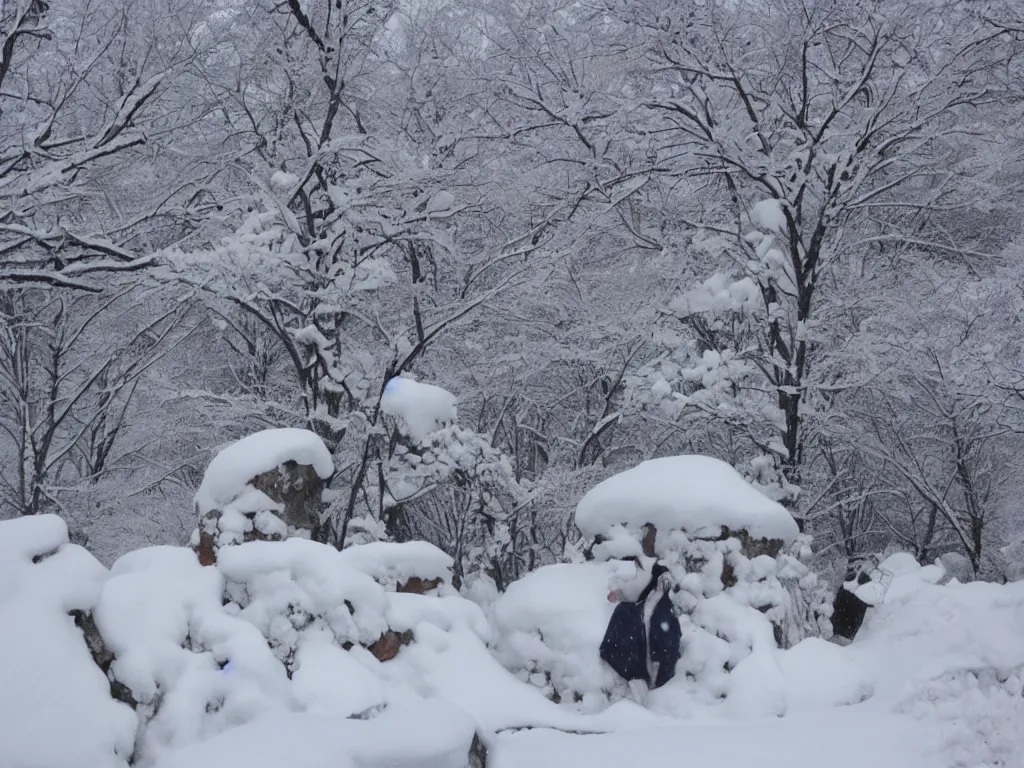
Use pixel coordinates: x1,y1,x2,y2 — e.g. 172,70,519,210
648,591,682,688
600,600,650,683
599,567,682,689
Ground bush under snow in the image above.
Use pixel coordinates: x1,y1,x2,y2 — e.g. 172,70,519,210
381,376,458,444
2,510,1023,768
491,455,832,715
0,516,136,768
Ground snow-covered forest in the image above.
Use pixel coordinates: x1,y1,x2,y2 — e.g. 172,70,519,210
2,0,1024,766
2,0,1024,576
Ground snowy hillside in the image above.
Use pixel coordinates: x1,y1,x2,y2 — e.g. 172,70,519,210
1,514,1021,768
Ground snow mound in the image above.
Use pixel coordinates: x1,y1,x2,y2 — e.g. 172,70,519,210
338,541,453,591
97,545,293,765
151,699,478,768
848,557,1024,767
381,377,457,443
493,562,624,708
217,538,389,650
850,559,1024,700
195,428,333,516
778,638,873,710
0,515,136,768
575,455,799,544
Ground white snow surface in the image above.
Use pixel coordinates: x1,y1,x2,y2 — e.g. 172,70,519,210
751,198,787,233
338,541,453,590
0,516,136,768
380,376,457,443
4,513,1024,768
195,428,333,515
492,562,623,709
492,556,1024,768
269,171,299,191
151,700,477,768
425,190,456,214
575,455,800,543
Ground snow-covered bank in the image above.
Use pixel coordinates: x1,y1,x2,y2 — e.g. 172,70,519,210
1,515,1022,768
493,553,1024,768
492,706,940,768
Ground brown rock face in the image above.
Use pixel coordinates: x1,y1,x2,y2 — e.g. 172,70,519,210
724,527,785,559
249,460,325,530
192,459,328,566
368,629,415,661
397,576,443,595
196,512,219,567
71,610,137,709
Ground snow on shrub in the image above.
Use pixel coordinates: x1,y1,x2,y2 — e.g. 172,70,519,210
0,515,136,768
998,535,1024,583
494,455,832,717
0,514,504,766
380,376,457,443
377,378,528,589
492,562,628,710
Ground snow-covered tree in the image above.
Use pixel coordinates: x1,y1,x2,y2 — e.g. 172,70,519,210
622,0,1016,528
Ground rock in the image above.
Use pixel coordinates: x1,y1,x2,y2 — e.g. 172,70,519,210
641,523,657,558
195,512,218,567
248,461,325,531
397,576,443,595
191,508,292,566
727,528,785,559
70,609,137,709
468,732,488,768
368,629,414,662
721,558,737,588
191,432,332,565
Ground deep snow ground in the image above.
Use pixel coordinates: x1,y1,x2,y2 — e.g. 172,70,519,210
492,706,939,768
492,554,1024,768
1,516,1022,768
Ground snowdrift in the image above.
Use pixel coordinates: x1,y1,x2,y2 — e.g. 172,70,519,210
2,515,1022,768
1,515,495,767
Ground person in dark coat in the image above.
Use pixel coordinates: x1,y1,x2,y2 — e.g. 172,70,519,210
600,561,682,690
831,555,882,641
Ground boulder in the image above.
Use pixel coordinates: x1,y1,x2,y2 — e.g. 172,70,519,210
248,461,325,531
190,429,333,565
367,629,415,662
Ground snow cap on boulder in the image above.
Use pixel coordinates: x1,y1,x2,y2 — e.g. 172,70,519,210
193,429,334,563
575,455,799,545
195,428,334,517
